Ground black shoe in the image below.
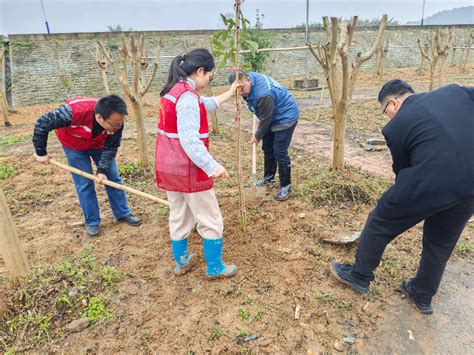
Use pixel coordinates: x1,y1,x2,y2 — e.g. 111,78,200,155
275,162,292,201
117,214,142,226
329,260,369,294
85,225,100,238
401,279,433,314
275,184,291,200
256,155,277,186
256,174,276,186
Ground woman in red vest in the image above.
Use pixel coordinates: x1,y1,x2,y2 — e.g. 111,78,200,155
156,48,239,278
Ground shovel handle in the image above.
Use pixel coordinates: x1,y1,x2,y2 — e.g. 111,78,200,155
49,158,169,206
252,114,257,176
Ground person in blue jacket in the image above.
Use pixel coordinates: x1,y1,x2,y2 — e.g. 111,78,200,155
229,71,299,200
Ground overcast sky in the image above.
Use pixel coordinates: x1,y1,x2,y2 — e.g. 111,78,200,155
1,0,472,35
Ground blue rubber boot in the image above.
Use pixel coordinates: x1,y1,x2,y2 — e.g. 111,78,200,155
171,239,196,276
203,238,237,279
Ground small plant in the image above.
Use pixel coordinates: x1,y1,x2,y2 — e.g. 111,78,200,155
237,328,248,338
81,297,114,324
210,324,223,340
457,240,473,255
369,286,381,297
254,309,264,321
382,258,401,278
314,290,333,303
0,162,17,180
118,161,141,176
157,204,168,217
239,305,250,321
100,265,123,285
314,290,352,310
241,9,272,72
242,294,254,305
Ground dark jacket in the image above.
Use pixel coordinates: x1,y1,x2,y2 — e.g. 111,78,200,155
377,84,474,219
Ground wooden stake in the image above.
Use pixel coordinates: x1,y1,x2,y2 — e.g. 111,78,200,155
0,188,30,277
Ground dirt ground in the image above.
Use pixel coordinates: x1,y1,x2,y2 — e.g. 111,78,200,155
0,66,473,353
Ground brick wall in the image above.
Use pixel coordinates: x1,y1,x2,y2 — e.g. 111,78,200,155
5,25,473,107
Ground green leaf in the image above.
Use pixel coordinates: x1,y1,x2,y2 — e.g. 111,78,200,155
242,17,250,31
220,13,228,25
221,30,228,43
245,40,259,54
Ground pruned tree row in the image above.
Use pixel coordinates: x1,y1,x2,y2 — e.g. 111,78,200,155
417,29,453,91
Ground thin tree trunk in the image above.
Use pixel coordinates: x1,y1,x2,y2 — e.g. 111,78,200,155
460,47,471,72
332,110,346,171
234,0,246,232
130,98,149,168
100,69,110,95
377,55,386,77
450,48,457,67
438,55,447,87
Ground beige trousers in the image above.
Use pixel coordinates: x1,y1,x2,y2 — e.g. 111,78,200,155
166,189,224,241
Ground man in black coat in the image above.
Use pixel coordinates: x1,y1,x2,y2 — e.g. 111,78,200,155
330,80,474,314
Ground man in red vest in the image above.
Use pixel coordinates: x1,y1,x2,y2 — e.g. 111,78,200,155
32,95,141,237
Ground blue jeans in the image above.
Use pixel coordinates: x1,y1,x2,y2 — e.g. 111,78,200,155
63,147,131,226
261,122,297,164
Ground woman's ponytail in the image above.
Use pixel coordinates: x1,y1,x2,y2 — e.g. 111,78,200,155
160,48,215,97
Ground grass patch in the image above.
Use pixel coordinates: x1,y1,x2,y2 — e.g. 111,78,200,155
0,163,18,180
118,161,144,178
457,240,473,256
0,163,17,180
382,258,402,278
294,164,390,207
239,305,250,321
0,135,31,147
241,294,254,306
210,324,223,340
314,290,352,310
0,244,124,353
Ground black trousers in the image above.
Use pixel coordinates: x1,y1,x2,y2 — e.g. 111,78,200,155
352,197,474,303
261,122,297,165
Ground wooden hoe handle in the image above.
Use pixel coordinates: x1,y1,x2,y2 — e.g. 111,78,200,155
49,159,169,206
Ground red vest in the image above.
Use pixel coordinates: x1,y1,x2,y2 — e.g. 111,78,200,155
155,82,213,193
55,97,114,150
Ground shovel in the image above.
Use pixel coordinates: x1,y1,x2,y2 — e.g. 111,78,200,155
244,115,265,206
321,231,361,245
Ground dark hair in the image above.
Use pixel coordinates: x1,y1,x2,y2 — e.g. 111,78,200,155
228,71,247,85
94,94,128,119
160,48,215,97
378,79,415,103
